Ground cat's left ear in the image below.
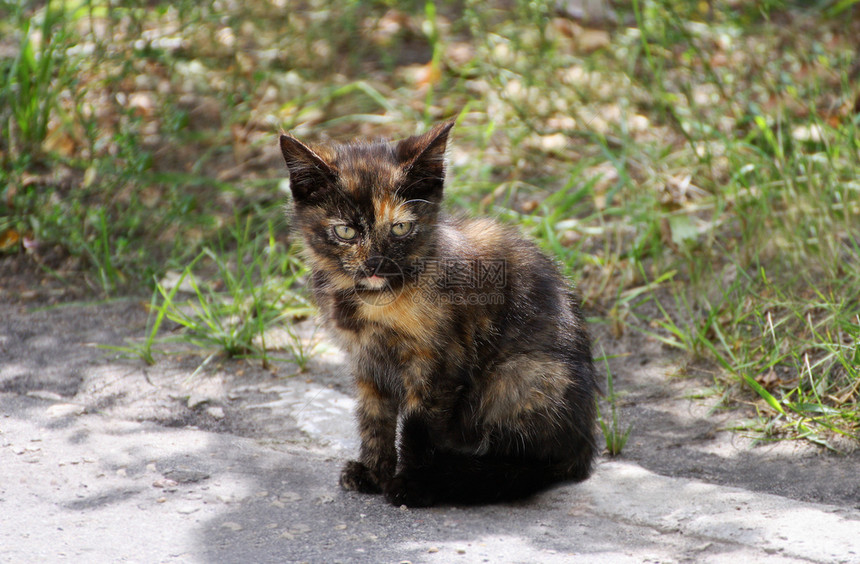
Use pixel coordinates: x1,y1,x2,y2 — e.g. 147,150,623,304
279,134,338,203
395,119,455,202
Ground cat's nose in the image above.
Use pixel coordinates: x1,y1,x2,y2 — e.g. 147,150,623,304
364,255,385,276
364,255,401,278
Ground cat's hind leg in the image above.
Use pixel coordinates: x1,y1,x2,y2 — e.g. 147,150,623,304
385,415,594,507
386,450,572,507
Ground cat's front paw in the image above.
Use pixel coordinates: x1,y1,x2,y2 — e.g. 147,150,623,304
339,460,383,494
384,472,435,508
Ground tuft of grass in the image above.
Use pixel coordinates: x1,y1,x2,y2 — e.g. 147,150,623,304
603,0,860,445
155,218,314,370
449,0,859,446
102,254,203,365
1,1,69,161
597,351,633,456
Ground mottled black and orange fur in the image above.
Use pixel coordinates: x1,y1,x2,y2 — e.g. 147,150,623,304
279,121,598,507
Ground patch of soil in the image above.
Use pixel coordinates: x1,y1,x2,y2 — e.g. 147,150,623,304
594,321,860,508
0,249,94,305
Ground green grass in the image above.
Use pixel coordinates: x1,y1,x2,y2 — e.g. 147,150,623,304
1,0,857,445
597,349,633,456
154,218,313,368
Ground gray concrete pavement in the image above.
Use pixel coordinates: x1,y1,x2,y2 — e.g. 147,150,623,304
2,301,859,563
3,385,860,563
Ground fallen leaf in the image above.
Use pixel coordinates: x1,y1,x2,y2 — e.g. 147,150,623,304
668,215,698,247
520,200,539,213
0,229,21,251
414,61,442,89
577,28,611,53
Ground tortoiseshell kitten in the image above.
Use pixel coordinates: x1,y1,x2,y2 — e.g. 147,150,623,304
279,121,597,507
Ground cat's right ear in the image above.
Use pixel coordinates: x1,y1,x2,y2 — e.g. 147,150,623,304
279,134,337,203
395,120,455,203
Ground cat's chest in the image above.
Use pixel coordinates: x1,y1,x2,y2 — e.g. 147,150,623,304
321,284,444,352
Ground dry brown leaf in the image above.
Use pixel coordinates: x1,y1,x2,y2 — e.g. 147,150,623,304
755,368,797,391
0,229,21,251
576,28,611,53
414,61,442,89
43,122,77,158
552,17,576,38
520,200,539,213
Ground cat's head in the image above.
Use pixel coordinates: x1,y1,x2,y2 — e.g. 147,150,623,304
279,120,454,293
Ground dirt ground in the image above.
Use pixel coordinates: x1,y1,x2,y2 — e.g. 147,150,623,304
2,254,859,513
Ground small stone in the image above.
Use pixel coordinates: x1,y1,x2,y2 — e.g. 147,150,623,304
163,468,209,484
152,479,179,489
428,547,439,553
289,524,311,535
221,521,243,531
187,394,211,409
792,124,824,143
279,491,302,502
205,406,225,419
334,524,347,530
27,390,63,402
537,133,568,153
457,548,466,554
46,403,85,418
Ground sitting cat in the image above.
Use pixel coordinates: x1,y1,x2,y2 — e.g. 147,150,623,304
279,120,598,507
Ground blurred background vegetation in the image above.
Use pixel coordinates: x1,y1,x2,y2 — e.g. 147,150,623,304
1,0,858,448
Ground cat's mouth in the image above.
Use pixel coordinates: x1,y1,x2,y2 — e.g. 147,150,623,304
357,275,390,291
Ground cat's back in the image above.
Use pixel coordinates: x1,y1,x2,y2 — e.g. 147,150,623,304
439,214,571,300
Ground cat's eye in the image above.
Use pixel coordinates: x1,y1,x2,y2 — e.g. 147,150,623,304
333,225,357,241
390,221,414,237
